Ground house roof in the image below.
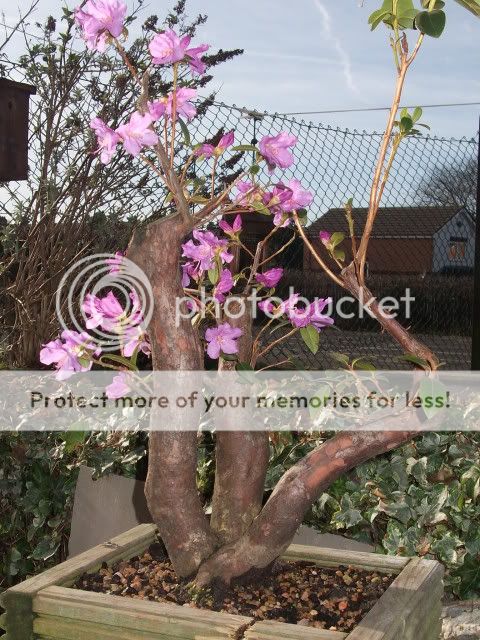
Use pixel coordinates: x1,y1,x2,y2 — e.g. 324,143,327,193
307,206,462,239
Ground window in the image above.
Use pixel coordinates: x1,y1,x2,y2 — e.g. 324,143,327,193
448,236,467,261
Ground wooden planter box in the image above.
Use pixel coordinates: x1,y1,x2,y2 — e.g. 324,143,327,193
1,523,444,640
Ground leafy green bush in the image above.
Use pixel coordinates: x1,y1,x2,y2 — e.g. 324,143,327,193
306,432,480,598
2,431,479,601
0,432,145,591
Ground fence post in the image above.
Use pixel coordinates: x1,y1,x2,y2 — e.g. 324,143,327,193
471,117,480,370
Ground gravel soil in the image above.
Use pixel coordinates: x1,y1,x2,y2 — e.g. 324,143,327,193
73,542,394,633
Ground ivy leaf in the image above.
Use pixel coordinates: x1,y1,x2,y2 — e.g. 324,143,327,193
453,554,480,599
415,10,446,37
300,325,320,355
431,532,462,564
418,377,448,419
60,431,86,453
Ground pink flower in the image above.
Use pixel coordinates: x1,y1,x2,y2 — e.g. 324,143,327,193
82,290,144,335
273,211,291,227
258,299,276,315
181,261,199,287
262,184,293,227
219,214,242,236
105,251,124,274
278,293,334,331
82,291,124,332
149,29,191,64
74,0,127,52
185,44,209,75
116,112,159,156
122,325,150,358
281,179,314,212
234,180,263,207
149,29,209,75
182,230,233,273
106,372,131,399
319,231,331,245
90,117,120,165
195,131,234,159
205,322,242,359
214,269,234,302
259,132,297,171
149,88,197,122
307,298,334,332
194,143,215,159
256,267,283,288
40,330,100,380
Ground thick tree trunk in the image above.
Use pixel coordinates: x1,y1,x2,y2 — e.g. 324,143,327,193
211,298,270,544
196,420,421,586
128,214,217,577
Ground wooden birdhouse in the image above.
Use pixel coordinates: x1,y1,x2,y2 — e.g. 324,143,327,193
0,78,36,182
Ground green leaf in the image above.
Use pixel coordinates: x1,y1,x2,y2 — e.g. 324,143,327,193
236,362,254,371
233,144,258,153
251,200,271,215
368,8,391,30
249,164,260,175
60,431,86,453
300,325,320,355
398,353,430,369
352,358,376,371
417,377,448,419
330,351,350,367
330,231,345,247
177,117,191,146
453,0,480,17
208,267,219,285
415,10,446,37
100,354,135,369
412,106,423,122
453,554,480,599
333,248,346,262
400,116,414,132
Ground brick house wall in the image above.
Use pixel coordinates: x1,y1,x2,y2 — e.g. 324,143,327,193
303,236,433,275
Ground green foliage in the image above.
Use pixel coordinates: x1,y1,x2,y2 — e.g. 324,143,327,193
300,325,320,355
0,432,145,591
305,433,480,598
369,0,419,31
415,9,446,37
453,0,480,17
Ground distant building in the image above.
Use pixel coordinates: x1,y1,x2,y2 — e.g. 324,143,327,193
305,206,475,275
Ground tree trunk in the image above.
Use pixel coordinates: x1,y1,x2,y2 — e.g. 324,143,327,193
196,419,421,586
210,298,270,544
128,214,217,577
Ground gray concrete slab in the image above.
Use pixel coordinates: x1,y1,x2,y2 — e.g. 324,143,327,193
69,465,373,557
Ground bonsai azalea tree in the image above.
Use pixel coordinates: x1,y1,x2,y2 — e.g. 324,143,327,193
40,0,479,587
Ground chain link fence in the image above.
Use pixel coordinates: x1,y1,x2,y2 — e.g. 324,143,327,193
195,102,478,370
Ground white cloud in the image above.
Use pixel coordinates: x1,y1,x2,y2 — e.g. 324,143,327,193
312,0,359,96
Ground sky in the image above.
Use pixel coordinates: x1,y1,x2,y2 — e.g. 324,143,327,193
1,0,479,139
